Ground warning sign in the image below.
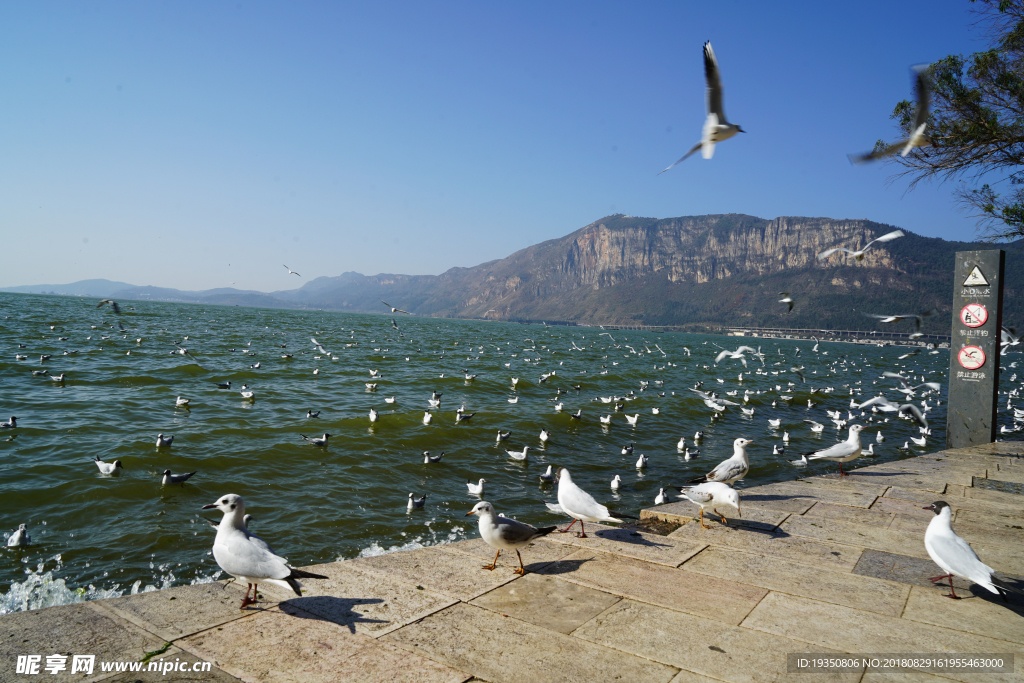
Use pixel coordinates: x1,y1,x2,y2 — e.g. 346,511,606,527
963,266,989,287
957,345,986,370
960,303,988,328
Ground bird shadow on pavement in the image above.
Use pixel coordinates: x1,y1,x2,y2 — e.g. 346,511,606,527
590,528,674,548
534,558,594,576
278,596,388,634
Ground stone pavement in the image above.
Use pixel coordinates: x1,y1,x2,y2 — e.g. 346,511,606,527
2,441,1024,682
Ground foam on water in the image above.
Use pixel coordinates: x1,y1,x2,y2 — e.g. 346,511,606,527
352,525,467,559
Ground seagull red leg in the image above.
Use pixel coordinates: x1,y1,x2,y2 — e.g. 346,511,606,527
945,576,961,600
577,521,587,539
558,519,578,534
240,583,254,609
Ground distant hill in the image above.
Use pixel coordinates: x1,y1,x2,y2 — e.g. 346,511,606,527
0,279,135,298
4,214,1020,333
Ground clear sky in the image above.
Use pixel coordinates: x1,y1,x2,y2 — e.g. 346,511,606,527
0,1,990,292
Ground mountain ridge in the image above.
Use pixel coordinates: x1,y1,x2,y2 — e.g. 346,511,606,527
4,213,1019,333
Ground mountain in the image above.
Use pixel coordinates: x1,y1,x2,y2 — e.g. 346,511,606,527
4,214,1020,333
0,279,135,298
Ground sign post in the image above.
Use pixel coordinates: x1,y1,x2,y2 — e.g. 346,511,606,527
946,250,1005,449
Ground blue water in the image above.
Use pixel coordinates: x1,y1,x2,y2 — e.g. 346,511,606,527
0,291,1003,613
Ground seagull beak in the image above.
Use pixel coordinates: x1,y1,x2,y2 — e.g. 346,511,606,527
922,505,934,511
201,503,218,510
735,507,742,518
466,510,475,516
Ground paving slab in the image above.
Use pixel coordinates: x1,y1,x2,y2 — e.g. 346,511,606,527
780,516,930,559
643,501,789,531
668,518,865,572
470,572,621,634
348,545,520,602
850,470,962,492
384,602,678,683
179,605,471,683
572,598,858,683
94,645,242,682
965,486,1024,506
682,546,910,617
988,468,1024,484
804,501,895,527
954,508,1024,528
256,560,457,636
902,585,1024,644
537,548,766,625
541,522,706,567
852,549,978,591
729,489,817,514
871,496,937,520
885,486,1022,516
442,537,577,569
741,592,1020,683
668,670,726,683
795,475,890,497
0,602,167,683
745,481,879,508
94,581,249,642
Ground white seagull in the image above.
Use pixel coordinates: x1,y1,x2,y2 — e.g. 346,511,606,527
7,524,30,547
156,433,174,447
506,446,530,461
817,230,905,262
850,66,931,164
301,433,330,447
466,478,487,496
923,501,1023,600
381,300,410,314
805,424,864,476
687,438,753,485
162,469,196,486
660,41,744,172
677,482,741,529
554,467,623,538
467,501,557,576
539,465,555,484
283,265,301,276
407,493,427,510
94,457,123,475
203,494,326,608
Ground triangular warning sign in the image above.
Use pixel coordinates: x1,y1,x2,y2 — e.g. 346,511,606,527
963,266,989,286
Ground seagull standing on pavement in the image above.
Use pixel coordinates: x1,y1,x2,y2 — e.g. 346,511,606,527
467,501,557,576
554,467,623,538
677,482,741,529
660,41,745,173
203,494,327,608
805,424,864,476
923,501,1024,600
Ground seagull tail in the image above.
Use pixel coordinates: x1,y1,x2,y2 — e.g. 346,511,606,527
534,525,558,538
686,474,710,485
991,576,1024,597
607,511,637,521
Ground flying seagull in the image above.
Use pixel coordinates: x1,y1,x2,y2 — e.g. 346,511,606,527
283,265,301,276
850,66,931,164
96,299,121,315
660,41,745,173
817,230,905,261
778,292,794,313
381,300,410,314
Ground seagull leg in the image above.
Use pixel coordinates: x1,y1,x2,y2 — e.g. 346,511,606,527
240,583,254,609
944,576,961,600
699,508,711,530
514,549,526,576
482,549,500,571
929,574,953,583
558,519,578,534
576,521,587,539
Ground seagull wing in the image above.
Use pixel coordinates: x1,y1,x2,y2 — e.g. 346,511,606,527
861,229,905,252
817,247,856,260
494,515,544,544
659,142,703,174
913,66,930,130
678,487,714,505
848,142,906,164
214,528,291,582
898,403,928,429
714,349,732,364
926,530,995,588
709,458,747,482
808,441,858,461
703,41,725,120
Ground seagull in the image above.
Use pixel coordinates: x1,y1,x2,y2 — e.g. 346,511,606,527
306,410,320,419
216,381,232,389
94,457,123,475
7,524,30,547
555,467,623,538
654,488,668,505
467,501,557,575
677,436,686,449
175,396,191,407
240,389,255,400
466,478,486,495
621,443,634,455
688,438,752,485
804,420,825,433
600,414,612,424
407,493,427,510
49,373,66,382
660,41,744,173
96,299,121,314
162,469,197,486
539,430,550,443
923,501,1024,600
677,482,741,529
381,300,410,314
423,411,433,424
911,435,928,447
850,66,931,164
569,409,582,420
369,408,379,423
805,424,864,476
817,230,905,261
0,417,17,429
456,411,475,422
155,433,174,447
539,465,555,484
625,413,640,426
610,474,622,491
506,446,530,461
424,451,444,463
301,433,330,446
283,265,301,277
203,494,327,608
779,292,794,313
635,453,648,469
496,430,511,442
856,396,928,429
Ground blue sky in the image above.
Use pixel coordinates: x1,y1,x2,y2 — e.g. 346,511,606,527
0,1,988,291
